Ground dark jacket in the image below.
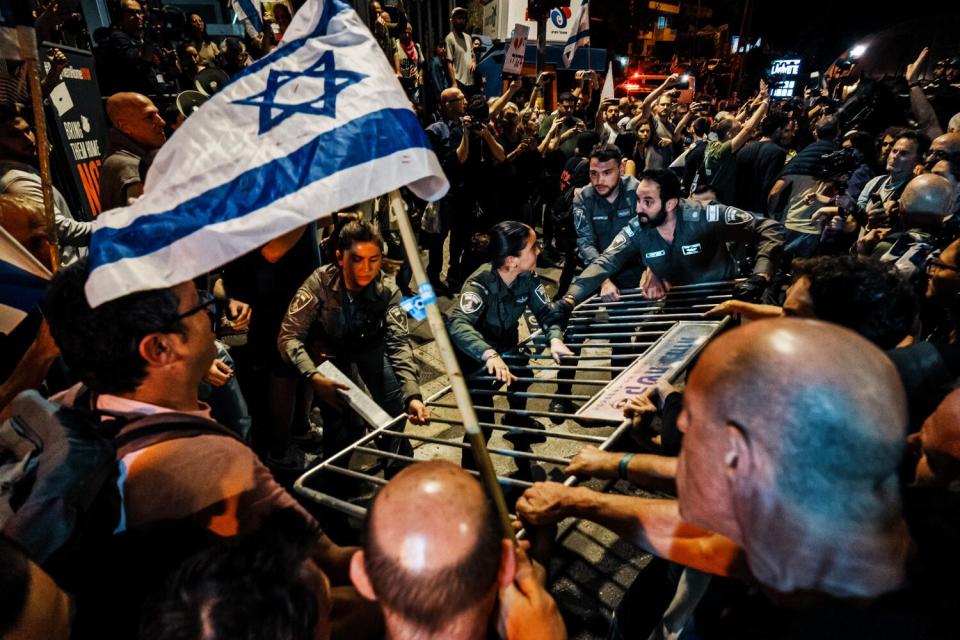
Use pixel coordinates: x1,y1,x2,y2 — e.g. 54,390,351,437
277,264,421,403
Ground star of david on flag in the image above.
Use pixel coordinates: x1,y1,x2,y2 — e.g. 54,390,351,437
232,50,366,133
85,0,448,307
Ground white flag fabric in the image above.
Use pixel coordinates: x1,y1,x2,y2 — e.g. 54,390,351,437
561,0,590,69
85,0,448,307
0,3,37,61
0,227,52,334
601,61,614,101
231,0,264,33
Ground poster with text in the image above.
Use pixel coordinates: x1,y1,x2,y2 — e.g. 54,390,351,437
41,43,108,220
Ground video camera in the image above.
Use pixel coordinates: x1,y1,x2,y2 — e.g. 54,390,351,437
466,95,490,132
812,147,863,183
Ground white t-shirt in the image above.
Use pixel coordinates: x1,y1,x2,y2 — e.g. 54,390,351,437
444,31,474,87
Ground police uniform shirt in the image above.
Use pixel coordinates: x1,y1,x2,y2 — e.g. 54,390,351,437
572,175,641,266
277,264,421,403
567,200,784,303
447,265,565,363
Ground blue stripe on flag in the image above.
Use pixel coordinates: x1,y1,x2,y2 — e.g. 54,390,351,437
0,259,47,313
565,30,590,47
236,0,263,33
89,107,432,267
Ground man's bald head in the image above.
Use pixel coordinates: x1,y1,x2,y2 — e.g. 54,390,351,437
678,320,908,594
900,173,955,227
439,87,466,118
930,132,960,156
105,92,166,150
910,388,960,489
359,461,501,631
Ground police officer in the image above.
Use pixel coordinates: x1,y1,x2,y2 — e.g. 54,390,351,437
278,220,428,479
548,169,785,322
447,221,573,475
573,143,643,302
552,143,643,417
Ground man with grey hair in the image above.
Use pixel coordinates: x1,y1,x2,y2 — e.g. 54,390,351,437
519,320,924,634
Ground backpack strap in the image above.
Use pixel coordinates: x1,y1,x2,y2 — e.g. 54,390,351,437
63,385,239,452
114,413,240,452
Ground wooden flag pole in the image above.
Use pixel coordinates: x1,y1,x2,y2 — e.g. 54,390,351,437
24,52,60,271
393,202,516,541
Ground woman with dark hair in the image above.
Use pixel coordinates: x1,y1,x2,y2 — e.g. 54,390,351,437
185,13,219,67
277,220,428,476
447,221,573,477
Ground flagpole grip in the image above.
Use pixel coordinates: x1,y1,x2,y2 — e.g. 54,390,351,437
25,57,60,272
393,198,515,542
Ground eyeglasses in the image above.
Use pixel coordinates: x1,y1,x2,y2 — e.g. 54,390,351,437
926,253,960,273
176,289,217,329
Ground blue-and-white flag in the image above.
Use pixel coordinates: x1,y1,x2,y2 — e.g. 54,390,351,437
0,2,36,61
0,227,51,335
231,0,264,35
85,0,448,307
562,0,590,69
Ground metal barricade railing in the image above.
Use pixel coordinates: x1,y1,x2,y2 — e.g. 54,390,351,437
294,280,737,516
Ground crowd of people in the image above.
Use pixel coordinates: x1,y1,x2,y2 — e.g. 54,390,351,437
3,1,960,638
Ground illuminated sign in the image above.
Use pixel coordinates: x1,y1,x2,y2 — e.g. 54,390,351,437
770,59,801,76
768,58,802,98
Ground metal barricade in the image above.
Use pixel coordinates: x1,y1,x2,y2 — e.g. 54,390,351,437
294,281,736,516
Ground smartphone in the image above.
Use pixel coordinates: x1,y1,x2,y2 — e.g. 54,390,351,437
675,74,690,90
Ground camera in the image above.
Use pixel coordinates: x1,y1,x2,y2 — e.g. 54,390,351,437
466,94,489,132
674,74,690,90
812,147,863,182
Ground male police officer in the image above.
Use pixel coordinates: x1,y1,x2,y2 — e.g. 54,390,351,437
548,169,784,323
573,143,643,302
279,221,427,478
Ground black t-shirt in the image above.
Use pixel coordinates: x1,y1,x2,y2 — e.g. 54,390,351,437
702,585,949,639
734,140,787,213
221,224,320,365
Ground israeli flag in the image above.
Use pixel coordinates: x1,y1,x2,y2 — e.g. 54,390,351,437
231,0,263,34
0,227,51,335
562,0,590,69
85,0,448,307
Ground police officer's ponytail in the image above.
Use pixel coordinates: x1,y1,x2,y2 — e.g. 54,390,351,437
473,220,533,269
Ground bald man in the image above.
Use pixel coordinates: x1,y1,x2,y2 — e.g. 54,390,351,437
99,92,166,211
925,132,960,213
860,173,957,277
350,461,565,640
519,320,913,610
424,86,469,291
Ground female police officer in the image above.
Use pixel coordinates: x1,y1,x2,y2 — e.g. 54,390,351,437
278,220,429,480
447,220,574,474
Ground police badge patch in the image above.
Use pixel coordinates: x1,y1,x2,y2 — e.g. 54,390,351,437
287,288,316,315
460,291,484,314
388,306,407,329
573,209,587,231
724,207,754,225
611,233,627,249
534,284,549,304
